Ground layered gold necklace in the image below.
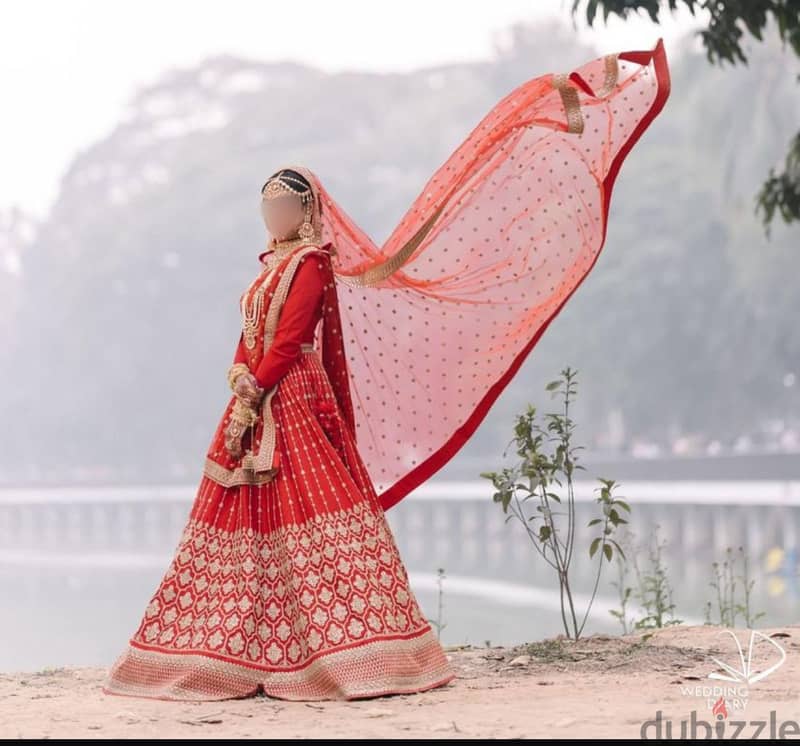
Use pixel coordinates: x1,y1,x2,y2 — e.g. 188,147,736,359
263,235,312,269
240,235,316,349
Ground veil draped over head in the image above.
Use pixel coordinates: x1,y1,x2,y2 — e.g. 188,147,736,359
283,39,670,512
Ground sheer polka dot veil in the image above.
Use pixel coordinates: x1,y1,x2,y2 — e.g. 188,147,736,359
290,39,670,511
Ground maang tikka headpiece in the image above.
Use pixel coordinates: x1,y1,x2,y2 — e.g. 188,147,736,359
262,168,319,243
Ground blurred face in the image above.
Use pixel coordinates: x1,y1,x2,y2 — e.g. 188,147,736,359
260,191,306,241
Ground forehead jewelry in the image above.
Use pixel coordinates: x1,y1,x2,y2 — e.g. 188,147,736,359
263,171,313,203
262,171,316,241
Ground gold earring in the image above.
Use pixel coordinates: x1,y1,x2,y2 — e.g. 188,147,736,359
297,200,315,240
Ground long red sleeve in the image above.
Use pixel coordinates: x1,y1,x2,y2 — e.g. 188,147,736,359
232,330,248,365
254,254,326,390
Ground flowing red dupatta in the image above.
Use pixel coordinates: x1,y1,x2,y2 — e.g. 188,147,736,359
293,39,671,512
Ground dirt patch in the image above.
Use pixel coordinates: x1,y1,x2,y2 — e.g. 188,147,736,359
2,624,798,738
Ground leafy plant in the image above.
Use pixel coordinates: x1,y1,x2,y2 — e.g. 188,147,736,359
609,525,683,634
571,0,800,232
704,545,767,627
630,524,683,631
609,532,635,634
480,366,631,641
426,566,448,640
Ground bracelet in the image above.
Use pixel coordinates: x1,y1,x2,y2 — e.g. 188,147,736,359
227,363,251,391
231,398,259,427
233,388,264,410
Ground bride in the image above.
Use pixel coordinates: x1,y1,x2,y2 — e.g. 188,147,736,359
102,39,670,702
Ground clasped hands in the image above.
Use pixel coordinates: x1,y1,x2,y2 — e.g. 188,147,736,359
233,371,265,409
224,365,267,459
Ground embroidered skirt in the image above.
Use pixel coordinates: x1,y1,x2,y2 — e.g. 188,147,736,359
101,348,455,701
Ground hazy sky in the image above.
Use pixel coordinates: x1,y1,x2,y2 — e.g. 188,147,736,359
3,0,703,219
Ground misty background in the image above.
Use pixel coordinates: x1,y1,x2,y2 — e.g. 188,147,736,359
2,21,798,485
1,8,799,669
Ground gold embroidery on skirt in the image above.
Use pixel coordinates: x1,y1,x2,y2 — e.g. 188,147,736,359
104,628,453,701
202,342,317,488
202,456,276,487
102,500,455,701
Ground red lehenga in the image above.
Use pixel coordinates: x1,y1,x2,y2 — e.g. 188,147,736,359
102,240,454,701
103,39,670,702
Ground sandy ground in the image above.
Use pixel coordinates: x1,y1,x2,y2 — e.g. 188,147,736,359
2,624,799,739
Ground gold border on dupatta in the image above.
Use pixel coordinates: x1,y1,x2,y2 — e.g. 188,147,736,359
551,53,619,135
202,347,316,488
334,200,447,288
332,58,618,290
202,246,327,488
551,73,584,134
596,53,620,97
248,244,325,474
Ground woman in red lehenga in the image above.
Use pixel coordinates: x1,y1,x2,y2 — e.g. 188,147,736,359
102,39,670,702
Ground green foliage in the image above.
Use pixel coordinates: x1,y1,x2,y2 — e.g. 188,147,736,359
756,131,800,237
571,0,800,230
426,567,449,640
609,547,635,634
481,367,632,640
609,526,684,632
631,525,684,631
4,23,798,481
703,545,767,627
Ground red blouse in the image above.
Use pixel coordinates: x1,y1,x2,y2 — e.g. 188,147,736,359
231,253,326,390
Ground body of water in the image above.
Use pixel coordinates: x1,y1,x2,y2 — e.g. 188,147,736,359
1,480,798,671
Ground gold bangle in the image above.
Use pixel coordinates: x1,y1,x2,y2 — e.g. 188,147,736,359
231,398,259,427
227,363,251,391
